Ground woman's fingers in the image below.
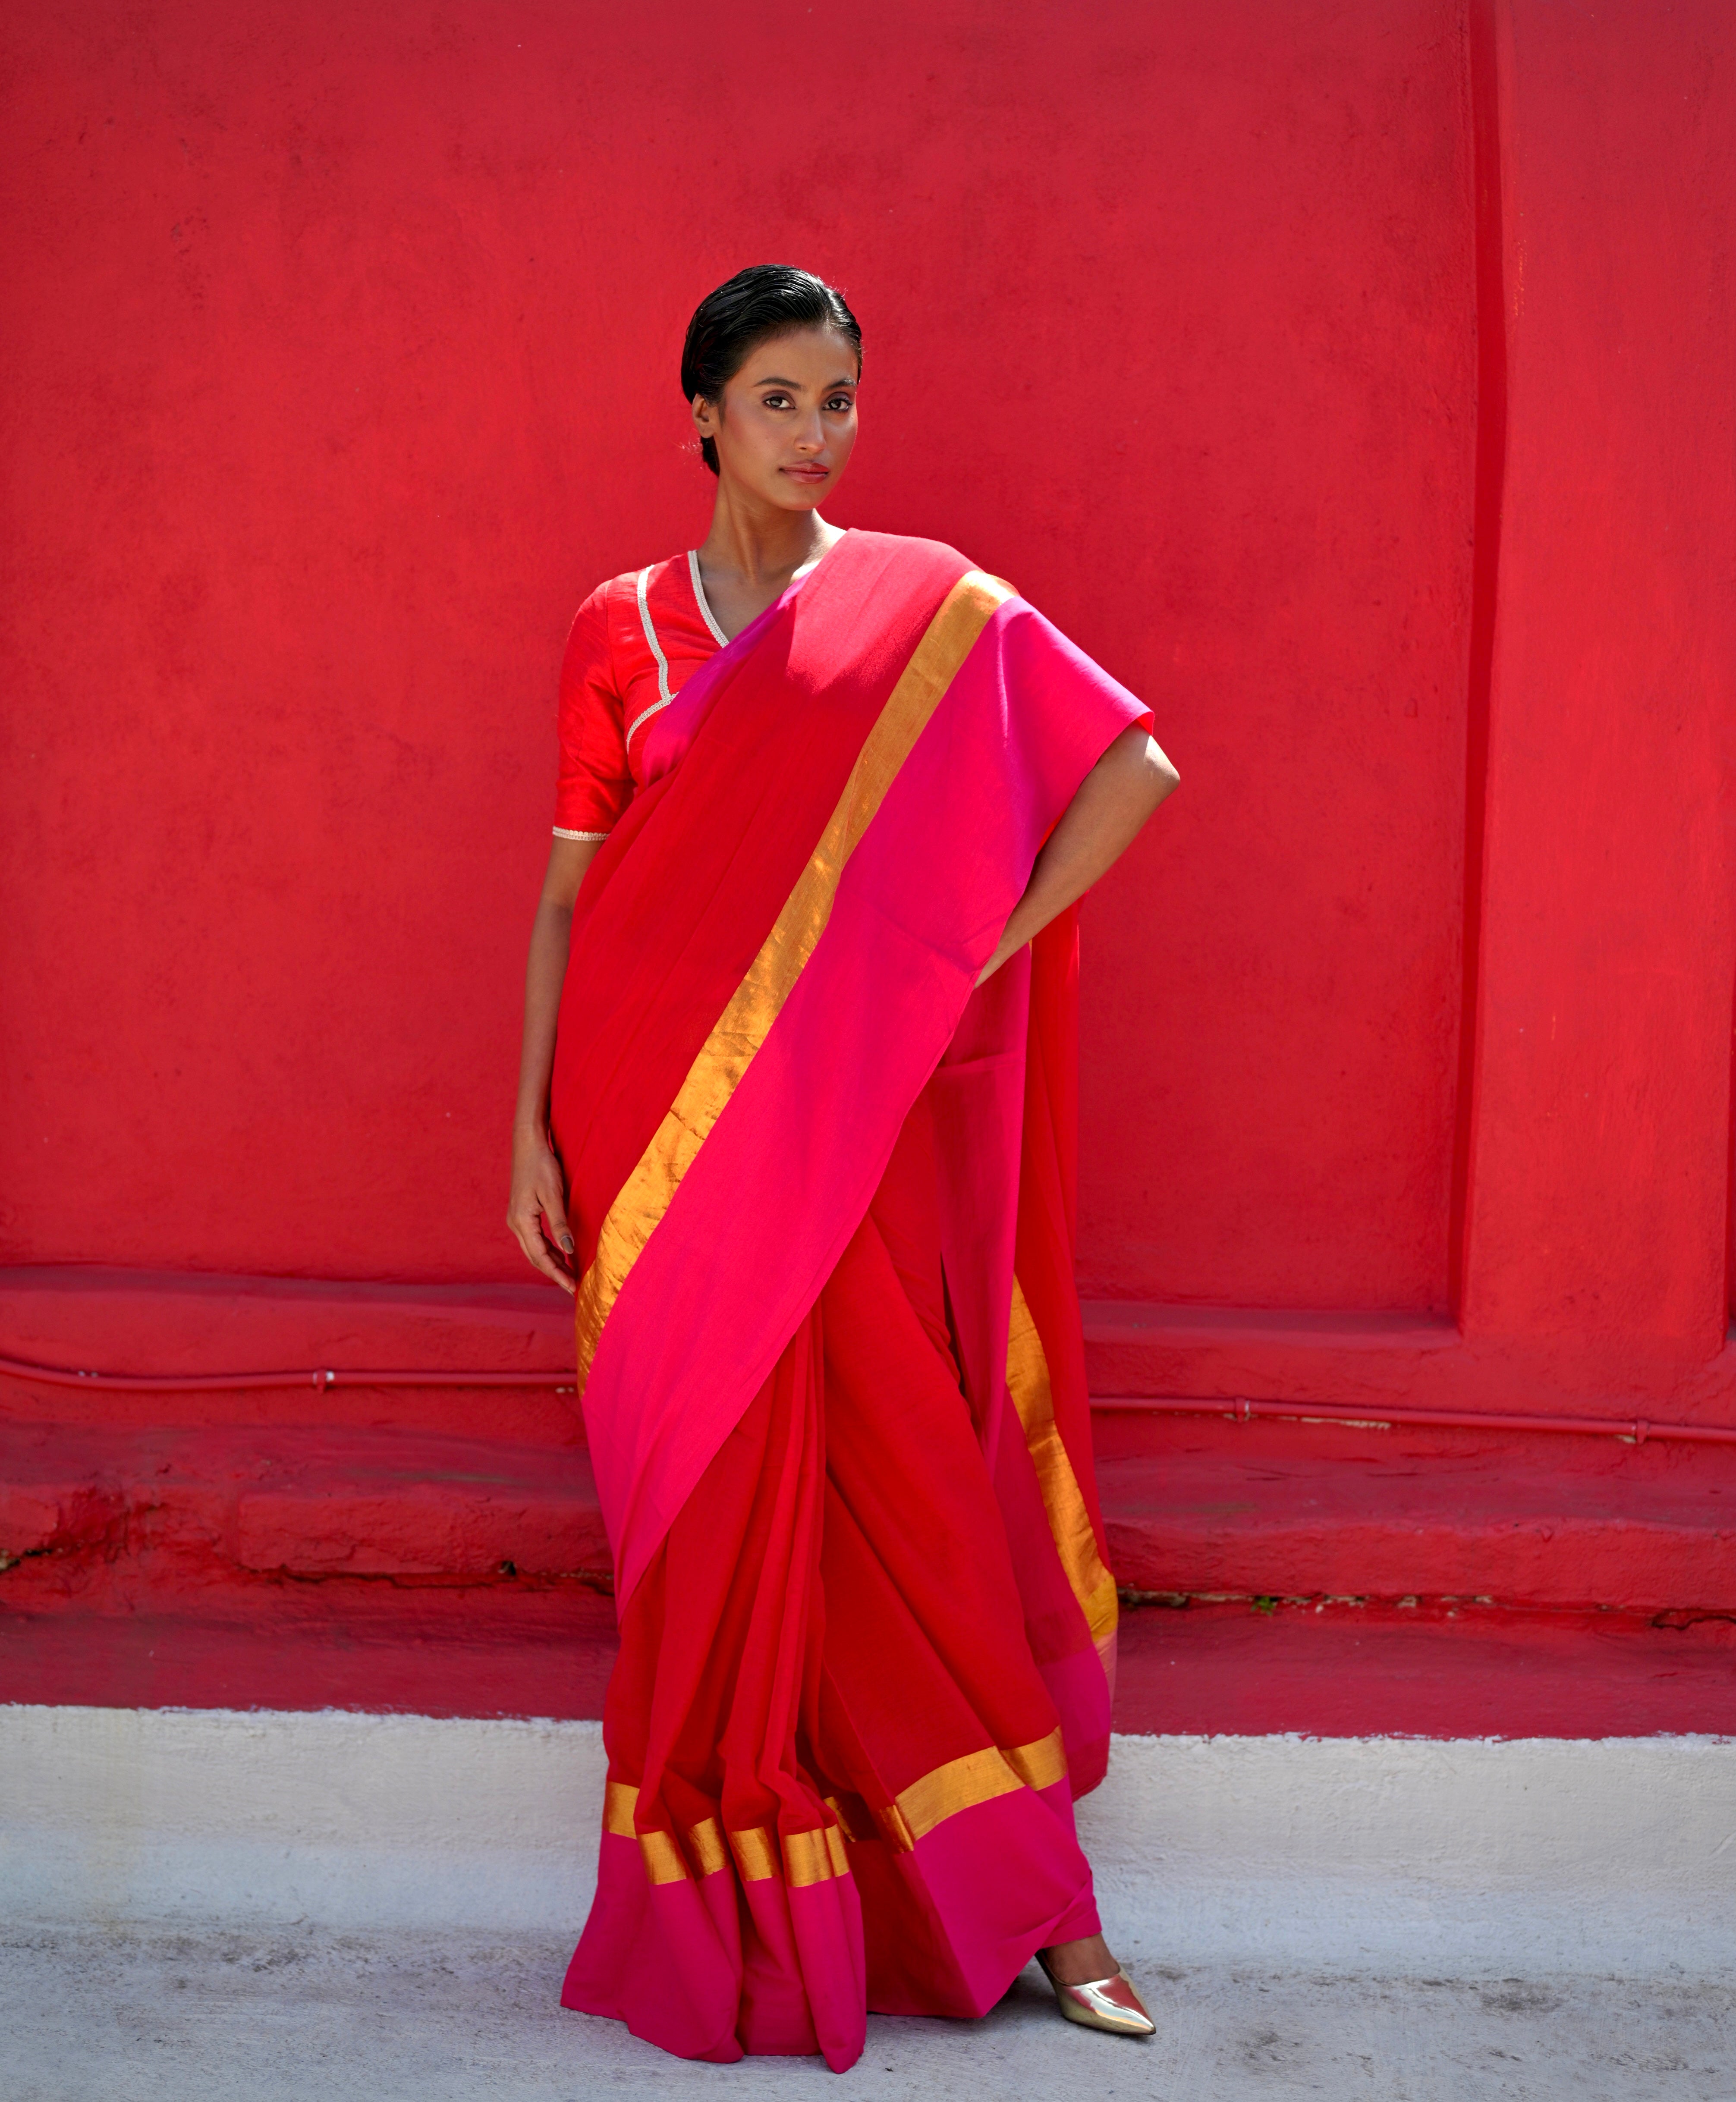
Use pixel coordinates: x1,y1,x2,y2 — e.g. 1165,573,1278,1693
508,1136,579,1294
509,1204,573,1292
507,1173,576,1292
541,1186,577,1265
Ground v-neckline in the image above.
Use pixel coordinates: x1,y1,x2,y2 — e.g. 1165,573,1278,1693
687,532,848,647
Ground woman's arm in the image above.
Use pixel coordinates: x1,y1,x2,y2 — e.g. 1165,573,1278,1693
977,726,1179,985
507,835,603,1291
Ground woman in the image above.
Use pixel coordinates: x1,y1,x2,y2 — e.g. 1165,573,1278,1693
508,266,1178,2072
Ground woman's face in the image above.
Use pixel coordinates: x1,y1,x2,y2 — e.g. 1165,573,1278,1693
694,326,859,510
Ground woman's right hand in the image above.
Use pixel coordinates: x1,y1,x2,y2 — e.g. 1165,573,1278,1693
507,1126,577,1293
509,837,601,1295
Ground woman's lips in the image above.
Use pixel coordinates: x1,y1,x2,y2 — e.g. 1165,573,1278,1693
783,464,830,481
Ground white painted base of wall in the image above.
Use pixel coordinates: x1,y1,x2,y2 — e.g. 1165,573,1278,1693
4,1706,1732,1976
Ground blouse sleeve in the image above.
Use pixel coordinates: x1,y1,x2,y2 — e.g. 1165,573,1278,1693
552,584,634,840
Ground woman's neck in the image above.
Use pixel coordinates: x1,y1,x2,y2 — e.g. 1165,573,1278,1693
695,483,842,591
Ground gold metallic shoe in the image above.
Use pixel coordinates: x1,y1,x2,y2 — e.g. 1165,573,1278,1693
1036,1950,1157,2038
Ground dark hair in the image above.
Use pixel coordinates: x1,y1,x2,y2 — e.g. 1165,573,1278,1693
681,266,862,475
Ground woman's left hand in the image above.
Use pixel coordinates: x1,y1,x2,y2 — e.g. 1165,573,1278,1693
975,725,1178,983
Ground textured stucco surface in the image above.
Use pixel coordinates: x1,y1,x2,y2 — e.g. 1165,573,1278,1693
5,1706,1734,1974
7,1705,1734,2093
4,1924,1732,2101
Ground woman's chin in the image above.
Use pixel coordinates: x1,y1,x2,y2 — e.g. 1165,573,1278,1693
773,474,833,509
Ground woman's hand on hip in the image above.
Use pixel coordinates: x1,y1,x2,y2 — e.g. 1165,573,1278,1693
976,725,1178,983
507,1127,577,1293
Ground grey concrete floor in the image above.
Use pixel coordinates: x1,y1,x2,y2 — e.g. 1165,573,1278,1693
3,1925,1731,2102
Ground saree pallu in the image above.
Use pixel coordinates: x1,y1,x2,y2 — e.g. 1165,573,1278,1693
550,531,1148,2071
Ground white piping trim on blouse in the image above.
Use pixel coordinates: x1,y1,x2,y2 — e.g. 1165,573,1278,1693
688,549,730,647
626,564,675,751
552,826,610,842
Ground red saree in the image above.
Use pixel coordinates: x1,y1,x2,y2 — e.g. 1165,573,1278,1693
550,531,1148,2070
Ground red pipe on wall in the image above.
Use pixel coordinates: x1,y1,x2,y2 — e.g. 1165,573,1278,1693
0,1354,573,1393
4,1351,1733,1446
1091,1392,1736,1446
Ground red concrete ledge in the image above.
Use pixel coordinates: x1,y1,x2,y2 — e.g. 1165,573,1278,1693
0,1586,622,1721
1112,1596,1736,1738
0,1424,609,1580
6,1414,1736,1612
6,1415,1736,1735
1097,1432,1736,1611
3,1592,1732,1738
1080,1300,1736,1424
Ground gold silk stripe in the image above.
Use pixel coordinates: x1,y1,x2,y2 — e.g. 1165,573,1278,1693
604,1779,689,1887
1006,1275,1120,1651
605,1780,848,1886
894,1744,1025,1844
782,1825,851,1887
605,1738,1061,1885
727,1824,780,1882
637,1828,689,1885
1002,1727,1068,1794
824,1793,867,1844
859,1733,1072,1852
603,1779,639,1838
725,1822,850,1886
601,1774,840,1891
873,1799,916,1851
687,1816,728,1878
572,571,1016,1380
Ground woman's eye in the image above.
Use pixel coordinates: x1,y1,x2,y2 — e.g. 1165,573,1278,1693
761,393,792,409
825,396,855,413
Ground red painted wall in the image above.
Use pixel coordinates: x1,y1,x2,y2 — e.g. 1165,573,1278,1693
3,0,1474,1309
2,1,1733,1415
1459,0,1736,1382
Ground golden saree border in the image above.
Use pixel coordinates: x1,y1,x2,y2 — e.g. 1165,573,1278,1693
824,1792,867,1843
868,1729,1069,1851
637,1828,689,1885
1003,1725,1069,1793
686,1816,729,1878
606,1733,1062,1889
727,1824,779,1882
727,1822,849,1887
572,569,1016,1381
893,1745,1023,1841
607,1777,854,1889
1007,1275,1120,1658
782,1825,852,1886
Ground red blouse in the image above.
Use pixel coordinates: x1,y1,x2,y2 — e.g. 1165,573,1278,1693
552,552,729,840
